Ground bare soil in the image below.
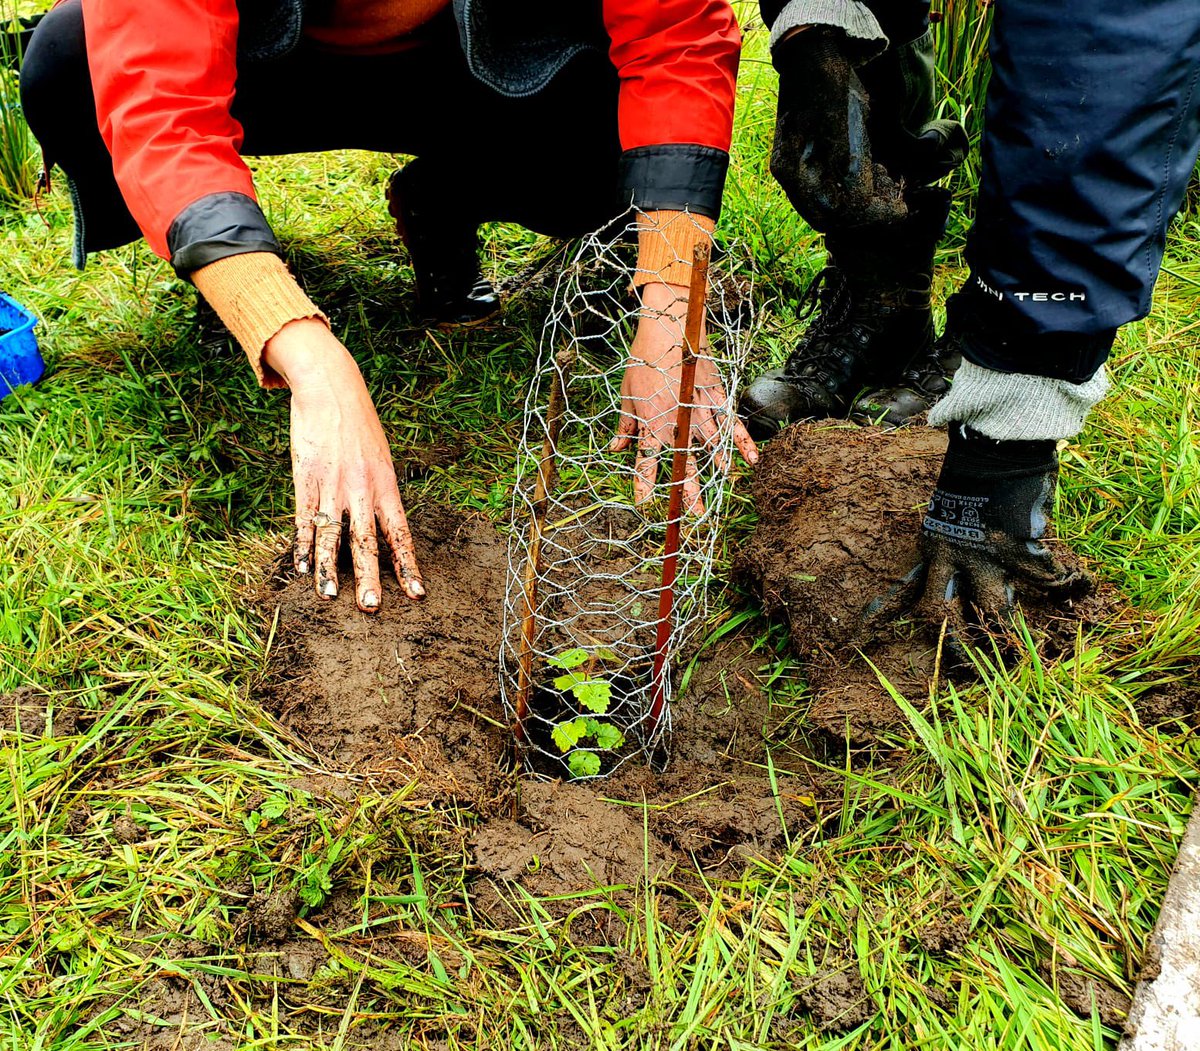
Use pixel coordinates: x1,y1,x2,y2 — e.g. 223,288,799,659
796,966,873,1032
254,504,831,916
226,424,1126,1042
1038,958,1132,1029
1135,678,1200,729
0,685,83,739
733,423,1115,742
35,421,1145,1046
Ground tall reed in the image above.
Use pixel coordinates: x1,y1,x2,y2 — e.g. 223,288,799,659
931,0,994,202
0,10,38,207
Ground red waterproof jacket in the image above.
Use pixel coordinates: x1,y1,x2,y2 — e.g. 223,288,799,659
78,0,740,273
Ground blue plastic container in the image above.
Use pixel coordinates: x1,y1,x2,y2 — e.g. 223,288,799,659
0,292,44,397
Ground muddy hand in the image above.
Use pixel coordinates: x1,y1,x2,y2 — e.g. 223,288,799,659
264,318,425,610
609,281,758,514
770,27,906,232
860,424,1091,652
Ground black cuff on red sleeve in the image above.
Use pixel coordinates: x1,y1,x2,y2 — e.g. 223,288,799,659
618,145,728,222
167,191,283,276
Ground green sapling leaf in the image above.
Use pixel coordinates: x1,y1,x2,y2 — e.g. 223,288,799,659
553,670,589,694
548,648,589,670
568,750,602,778
590,720,625,751
551,717,588,753
575,678,611,714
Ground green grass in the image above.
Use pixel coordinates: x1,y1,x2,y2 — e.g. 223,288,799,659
0,1,38,204
2,5,1199,1048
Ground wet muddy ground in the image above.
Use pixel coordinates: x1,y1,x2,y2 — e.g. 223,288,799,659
735,422,1115,742
255,501,832,924
0,420,1145,1048
251,422,1120,942
51,422,1131,1045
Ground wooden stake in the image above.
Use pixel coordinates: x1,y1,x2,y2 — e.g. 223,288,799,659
513,345,575,744
647,241,710,739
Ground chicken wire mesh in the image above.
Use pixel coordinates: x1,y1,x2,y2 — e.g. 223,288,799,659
499,212,754,779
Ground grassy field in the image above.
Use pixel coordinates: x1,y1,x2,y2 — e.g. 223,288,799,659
2,6,1199,1049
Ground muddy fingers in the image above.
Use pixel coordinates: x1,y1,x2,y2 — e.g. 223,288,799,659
313,511,342,599
855,561,927,646
294,509,315,577
378,501,425,600
348,498,382,612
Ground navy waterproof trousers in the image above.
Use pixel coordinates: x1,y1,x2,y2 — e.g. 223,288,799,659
961,0,1200,382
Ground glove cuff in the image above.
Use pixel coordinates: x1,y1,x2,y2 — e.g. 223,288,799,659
945,423,1057,474
769,0,888,65
926,423,1058,544
929,358,1109,440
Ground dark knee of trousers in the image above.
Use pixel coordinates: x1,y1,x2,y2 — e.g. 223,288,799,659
449,56,622,239
20,0,140,259
19,0,90,156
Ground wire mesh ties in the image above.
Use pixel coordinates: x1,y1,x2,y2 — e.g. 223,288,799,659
500,212,752,779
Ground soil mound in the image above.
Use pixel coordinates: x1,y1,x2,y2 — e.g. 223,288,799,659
255,505,830,907
258,505,510,805
734,423,1108,742
470,780,674,931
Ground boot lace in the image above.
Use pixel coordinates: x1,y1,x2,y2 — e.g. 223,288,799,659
795,266,852,332
784,267,871,387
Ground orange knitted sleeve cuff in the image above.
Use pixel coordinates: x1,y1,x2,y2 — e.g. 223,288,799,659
633,210,716,289
190,252,328,389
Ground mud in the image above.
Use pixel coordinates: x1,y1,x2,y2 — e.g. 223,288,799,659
104,980,235,1051
0,686,82,739
735,423,1112,742
243,887,301,943
112,812,141,844
257,505,511,806
797,966,873,1032
1039,959,1132,1029
100,939,238,1051
470,779,674,932
255,505,832,920
918,912,971,954
1135,679,1200,729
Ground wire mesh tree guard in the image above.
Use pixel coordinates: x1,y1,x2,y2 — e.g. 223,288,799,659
500,214,754,779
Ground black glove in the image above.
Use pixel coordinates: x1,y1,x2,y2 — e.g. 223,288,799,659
917,425,1091,618
769,28,906,232
861,425,1091,648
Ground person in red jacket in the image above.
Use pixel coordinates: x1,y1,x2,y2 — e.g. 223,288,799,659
21,0,757,611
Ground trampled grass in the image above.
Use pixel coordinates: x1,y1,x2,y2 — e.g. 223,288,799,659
2,4,1199,1049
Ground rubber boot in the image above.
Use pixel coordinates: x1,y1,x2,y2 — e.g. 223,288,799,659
739,187,950,440
386,162,500,327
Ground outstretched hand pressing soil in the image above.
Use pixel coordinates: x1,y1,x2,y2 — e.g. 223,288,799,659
734,423,1107,742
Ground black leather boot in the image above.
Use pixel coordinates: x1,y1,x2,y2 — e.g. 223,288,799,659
852,292,965,427
739,187,950,440
386,164,500,327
